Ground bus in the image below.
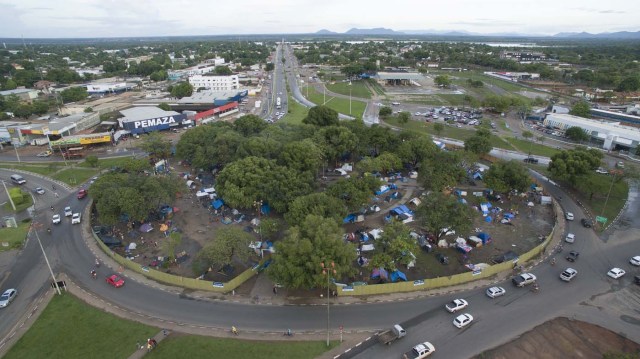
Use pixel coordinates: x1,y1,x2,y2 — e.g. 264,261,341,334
62,146,84,158
276,97,281,109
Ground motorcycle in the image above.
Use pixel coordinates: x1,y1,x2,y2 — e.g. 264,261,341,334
91,271,97,279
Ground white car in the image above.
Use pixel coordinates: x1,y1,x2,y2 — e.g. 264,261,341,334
52,214,61,225
453,313,474,329
445,299,469,313
64,207,73,217
565,233,575,243
560,268,578,282
35,187,45,195
607,268,626,279
408,342,435,358
0,288,17,308
630,256,640,266
595,168,609,174
71,213,81,224
486,286,506,298
512,273,537,287
565,212,574,221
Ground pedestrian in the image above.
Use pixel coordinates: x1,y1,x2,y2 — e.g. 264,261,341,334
273,286,277,295
54,192,59,198
163,328,167,336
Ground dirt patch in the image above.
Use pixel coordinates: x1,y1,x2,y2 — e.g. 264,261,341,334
474,317,640,359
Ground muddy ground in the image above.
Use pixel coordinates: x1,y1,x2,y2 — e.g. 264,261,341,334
474,317,640,359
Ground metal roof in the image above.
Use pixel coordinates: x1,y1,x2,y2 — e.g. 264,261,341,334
374,72,425,81
177,91,239,104
120,107,180,122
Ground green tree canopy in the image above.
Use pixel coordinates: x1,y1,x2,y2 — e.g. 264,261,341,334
548,147,603,185
327,175,381,212
564,126,590,142
418,151,469,192
484,160,530,192
285,192,347,226
464,128,492,155
303,105,339,126
234,114,267,136
434,75,451,87
158,102,171,111
139,131,172,161
60,87,88,103
170,82,193,99
569,101,591,118
267,215,356,289
415,192,474,241
193,227,254,273
379,106,392,117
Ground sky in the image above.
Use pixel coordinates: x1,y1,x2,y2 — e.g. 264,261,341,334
0,0,638,38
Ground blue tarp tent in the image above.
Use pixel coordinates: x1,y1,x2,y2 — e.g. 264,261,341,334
478,232,492,244
485,216,493,223
504,213,515,219
473,172,483,180
371,268,389,280
343,214,357,224
211,199,224,210
375,185,390,195
261,203,271,215
390,270,407,282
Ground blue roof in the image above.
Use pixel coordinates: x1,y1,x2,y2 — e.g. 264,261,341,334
211,199,224,209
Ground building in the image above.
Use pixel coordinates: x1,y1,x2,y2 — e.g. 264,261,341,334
0,88,39,102
119,107,188,134
499,50,547,63
590,108,640,126
9,112,101,146
175,90,247,110
374,72,424,86
484,72,540,82
544,113,640,151
203,57,225,66
188,75,239,91
86,82,134,95
168,64,218,82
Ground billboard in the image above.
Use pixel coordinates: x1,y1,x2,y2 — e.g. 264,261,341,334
79,134,112,145
122,114,187,134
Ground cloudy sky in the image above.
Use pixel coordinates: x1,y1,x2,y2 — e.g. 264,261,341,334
0,0,638,38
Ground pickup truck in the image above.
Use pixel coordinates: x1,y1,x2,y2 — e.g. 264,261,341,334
377,324,406,345
402,341,435,359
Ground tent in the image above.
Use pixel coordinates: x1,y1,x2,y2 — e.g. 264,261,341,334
390,270,407,282
140,223,153,233
360,244,375,252
478,232,492,244
261,203,271,215
485,216,493,223
127,242,137,251
211,199,225,210
473,172,483,180
371,268,389,280
375,185,390,195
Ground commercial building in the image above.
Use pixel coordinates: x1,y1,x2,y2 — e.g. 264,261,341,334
590,108,640,126
374,72,424,86
118,107,188,135
499,51,547,63
484,72,540,82
0,88,39,102
86,82,134,95
0,113,101,146
544,113,640,151
188,75,239,91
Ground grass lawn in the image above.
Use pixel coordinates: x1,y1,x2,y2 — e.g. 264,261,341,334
576,175,628,226
384,117,516,151
367,79,386,96
436,94,465,106
504,137,562,158
147,335,338,359
4,293,158,359
0,222,30,251
77,156,134,169
306,85,366,119
52,167,99,186
326,80,372,99
403,96,448,106
2,191,33,213
0,162,66,176
282,95,309,125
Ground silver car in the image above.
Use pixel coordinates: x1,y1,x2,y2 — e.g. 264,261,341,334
0,288,17,308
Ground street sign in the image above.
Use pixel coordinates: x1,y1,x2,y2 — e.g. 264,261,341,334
596,216,607,224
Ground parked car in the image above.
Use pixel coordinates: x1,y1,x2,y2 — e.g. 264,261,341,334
36,150,52,157
106,274,125,288
71,213,82,224
565,212,574,221
581,218,593,228
595,168,609,174
630,256,640,266
486,286,506,298
560,268,578,282
523,157,539,164
0,288,17,308
64,206,73,217
77,189,88,199
445,299,469,313
607,268,626,279
565,233,575,243
52,214,61,225
512,273,537,287
453,313,473,329
566,251,580,262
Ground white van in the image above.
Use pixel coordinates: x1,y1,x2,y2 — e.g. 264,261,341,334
10,174,26,185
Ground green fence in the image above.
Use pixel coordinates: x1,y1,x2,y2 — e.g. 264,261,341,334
92,231,258,293
338,204,558,296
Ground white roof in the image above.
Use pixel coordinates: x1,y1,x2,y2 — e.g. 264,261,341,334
120,107,179,122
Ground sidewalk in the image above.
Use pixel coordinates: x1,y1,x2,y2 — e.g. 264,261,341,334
127,330,171,359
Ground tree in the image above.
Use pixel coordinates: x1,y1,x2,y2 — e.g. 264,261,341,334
418,151,469,192
303,105,339,126
537,136,545,146
139,132,172,161
84,107,93,113
265,63,275,72
398,111,411,124
434,75,451,88
617,76,640,92
279,139,323,174
267,215,356,289
215,66,233,75
170,82,193,99
548,147,603,185
415,193,474,241
194,227,254,273
373,221,419,268
150,70,168,82
158,102,171,111
314,126,357,166
433,123,444,136
564,126,590,142
379,106,392,117
464,128,492,155
285,192,346,226
570,101,591,118
60,87,88,103
484,160,531,192
257,218,281,240
2,79,17,90
233,114,267,136
327,176,381,212
85,155,99,168
396,135,439,168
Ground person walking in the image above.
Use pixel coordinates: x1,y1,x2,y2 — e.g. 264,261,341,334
231,326,238,335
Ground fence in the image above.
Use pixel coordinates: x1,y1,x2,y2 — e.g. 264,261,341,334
338,202,558,296
92,231,259,292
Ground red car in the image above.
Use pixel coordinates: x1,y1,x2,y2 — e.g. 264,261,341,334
106,274,125,288
77,189,88,199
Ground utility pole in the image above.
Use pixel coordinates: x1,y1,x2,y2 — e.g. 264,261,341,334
1,180,16,211
13,144,20,163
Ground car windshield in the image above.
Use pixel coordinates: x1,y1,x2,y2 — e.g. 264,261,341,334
0,294,8,300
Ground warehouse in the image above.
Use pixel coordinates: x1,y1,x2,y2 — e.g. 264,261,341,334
374,72,425,86
119,107,188,135
544,113,640,151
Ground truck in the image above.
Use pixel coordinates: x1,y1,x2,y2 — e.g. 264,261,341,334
402,341,435,359
377,324,406,345
276,96,281,109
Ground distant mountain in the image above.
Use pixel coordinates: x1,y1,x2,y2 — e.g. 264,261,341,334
315,29,338,35
553,31,640,39
344,28,405,35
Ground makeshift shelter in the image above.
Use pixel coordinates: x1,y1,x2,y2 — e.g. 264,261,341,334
211,199,225,210
390,270,407,282
409,197,421,206
260,203,271,215
456,243,473,254
360,244,375,252
484,216,492,223
368,228,384,240
140,223,153,233
127,242,137,251
540,196,552,205
472,172,483,180
375,185,390,195
477,232,492,244
370,268,389,280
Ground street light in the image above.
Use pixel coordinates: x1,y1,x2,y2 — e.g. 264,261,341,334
320,260,335,347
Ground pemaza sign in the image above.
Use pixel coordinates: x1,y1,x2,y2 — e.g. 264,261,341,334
123,114,187,134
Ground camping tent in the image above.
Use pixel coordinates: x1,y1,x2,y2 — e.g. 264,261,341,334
371,268,389,280
211,199,224,210
477,232,492,244
390,270,407,282
140,223,153,232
